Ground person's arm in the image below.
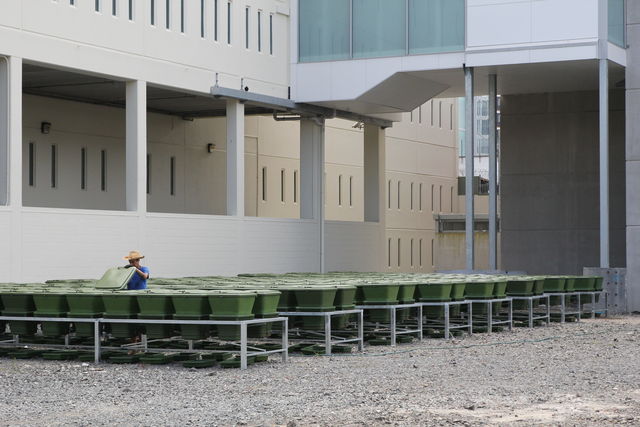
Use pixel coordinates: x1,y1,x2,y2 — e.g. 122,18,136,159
135,267,149,279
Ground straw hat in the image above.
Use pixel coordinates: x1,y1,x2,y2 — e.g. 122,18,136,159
124,250,145,261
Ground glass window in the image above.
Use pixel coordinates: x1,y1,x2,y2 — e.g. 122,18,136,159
170,156,176,196
353,0,406,59
409,0,465,55
608,0,625,47
299,0,350,62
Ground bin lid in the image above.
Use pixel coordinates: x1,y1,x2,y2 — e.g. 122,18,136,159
94,267,136,290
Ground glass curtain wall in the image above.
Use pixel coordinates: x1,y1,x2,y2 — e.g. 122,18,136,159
298,0,350,62
608,0,625,47
299,0,465,63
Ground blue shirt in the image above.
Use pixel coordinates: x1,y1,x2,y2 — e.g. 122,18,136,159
127,266,149,290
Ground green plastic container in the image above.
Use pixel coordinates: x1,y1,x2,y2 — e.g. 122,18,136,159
102,292,140,338
543,277,566,293
450,282,466,300
333,285,357,307
208,291,257,317
293,287,337,311
66,292,105,315
358,283,400,304
172,293,211,340
417,282,452,302
465,281,495,299
251,290,281,317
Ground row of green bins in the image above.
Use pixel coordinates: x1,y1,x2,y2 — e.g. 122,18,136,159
574,276,598,303
248,290,281,338
492,279,507,313
136,291,175,339
102,292,140,338
294,286,336,330
172,291,210,340
467,280,495,316
210,290,256,340
1,290,37,336
396,282,417,323
506,277,534,310
332,284,357,329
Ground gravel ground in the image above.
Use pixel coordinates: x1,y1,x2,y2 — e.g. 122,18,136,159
1,315,639,426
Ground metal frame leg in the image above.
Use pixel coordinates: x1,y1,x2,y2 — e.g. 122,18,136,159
545,296,551,326
528,298,534,328
468,302,473,335
64,334,70,347
358,311,364,352
141,334,148,352
444,303,450,340
390,307,397,346
508,300,513,331
13,335,19,345
591,293,596,319
94,320,101,364
240,322,248,370
281,318,289,363
324,314,332,356
487,302,493,334
560,295,566,324
417,305,423,341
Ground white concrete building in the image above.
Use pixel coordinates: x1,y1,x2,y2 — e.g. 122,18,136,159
1,0,637,311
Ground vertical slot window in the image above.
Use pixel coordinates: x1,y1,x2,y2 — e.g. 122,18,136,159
419,239,423,267
397,238,401,267
387,180,391,209
170,156,176,196
214,0,218,40
70,0,75,5
95,0,100,12
50,145,57,189
261,167,267,201
100,150,107,192
431,239,435,267
410,182,414,210
180,0,185,33
28,143,35,187
430,100,434,126
410,239,414,267
257,10,262,52
112,0,117,16
439,102,442,128
431,184,434,212
338,175,342,206
419,106,422,124
150,0,156,25
388,238,391,268
80,147,87,190
439,185,443,212
419,183,423,211
349,176,353,207
397,181,401,209
129,0,134,20
293,170,298,203
450,187,454,212
227,1,232,44
280,169,285,203
165,0,170,29
200,0,205,37
146,154,151,194
245,6,250,49
269,13,273,55
450,104,454,130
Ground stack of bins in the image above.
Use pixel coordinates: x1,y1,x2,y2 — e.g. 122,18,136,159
66,290,105,337
171,291,211,340
101,292,140,338
506,277,535,310
248,289,281,338
1,289,38,336
543,276,567,306
416,280,452,319
357,282,400,323
209,290,257,340
492,279,508,314
33,289,70,337
465,279,495,316
574,276,597,303
449,281,467,317
136,290,175,339
293,286,337,330
396,281,418,323
331,284,357,329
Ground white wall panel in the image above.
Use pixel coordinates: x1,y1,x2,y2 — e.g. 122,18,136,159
0,210,12,282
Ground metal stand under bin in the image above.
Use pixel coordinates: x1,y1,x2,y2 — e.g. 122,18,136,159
420,301,473,339
576,291,608,319
508,295,551,328
467,298,513,334
356,303,423,346
543,292,582,323
279,309,364,356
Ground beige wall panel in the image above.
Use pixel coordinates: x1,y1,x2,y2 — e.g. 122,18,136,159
325,125,363,167
325,164,364,222
256,156,300,219
254,116,300,159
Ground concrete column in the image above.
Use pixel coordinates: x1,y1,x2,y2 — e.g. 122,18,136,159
626,0,640,311
364,124,387,270
226,99,245,216
300,118,325,272
125,80,147,213
599,59,610,268
0,56,21,208
488,74,498,271
464,67,475,271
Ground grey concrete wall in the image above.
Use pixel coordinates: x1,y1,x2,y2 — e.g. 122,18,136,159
627,0,640,312
500,90,626,275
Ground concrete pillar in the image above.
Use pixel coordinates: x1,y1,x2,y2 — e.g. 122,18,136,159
300,118,325,272
226,99,245,216
464,67,475,271
125,80,147,213
364,124,387,270
488,74,498,271
626,0,640,311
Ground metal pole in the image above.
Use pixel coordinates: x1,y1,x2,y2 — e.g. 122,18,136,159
488,74,498,270
281,318,289,362
240,322,248,370
464,66,475,271
324,314,331,355
94,320,100,364
599,58,609,268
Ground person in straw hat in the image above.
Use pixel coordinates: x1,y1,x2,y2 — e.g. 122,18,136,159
124,250,150,290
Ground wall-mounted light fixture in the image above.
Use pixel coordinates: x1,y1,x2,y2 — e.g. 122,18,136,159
41,122,52,134
207,143,216,153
